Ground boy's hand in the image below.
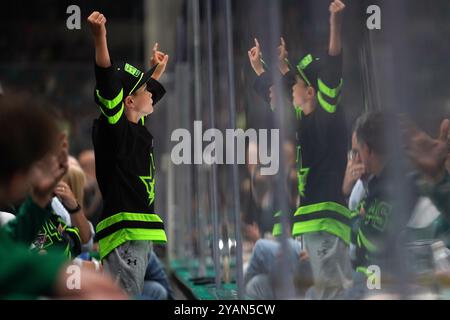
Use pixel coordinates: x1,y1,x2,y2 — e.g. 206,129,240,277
278,37,289,75
329,0,346,27
248,38,265,76
150,43,169,81
87,11,107,39
88,11,111,68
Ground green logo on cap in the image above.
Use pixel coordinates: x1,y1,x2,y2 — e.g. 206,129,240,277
298,54,314,70
124,63,142,77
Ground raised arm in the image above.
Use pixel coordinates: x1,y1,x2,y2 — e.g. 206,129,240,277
150,42,169,81
278,37,290,75
328,0,345,57
87,12,110,68
248,38,265,76
88,11,125,127
53,181,92,245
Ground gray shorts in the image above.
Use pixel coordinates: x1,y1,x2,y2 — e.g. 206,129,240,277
103,240,152,297
304,232,353,300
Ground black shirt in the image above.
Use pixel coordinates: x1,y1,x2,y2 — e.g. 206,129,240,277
296,54,348,208
92,64,167,258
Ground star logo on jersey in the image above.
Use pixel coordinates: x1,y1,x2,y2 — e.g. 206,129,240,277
139,175,155,206
139,153,156,206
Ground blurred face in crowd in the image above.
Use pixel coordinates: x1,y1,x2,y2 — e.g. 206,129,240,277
351,132,362,164
349,132,369,181
350,132,362,164
292,77,316,114
355,136,376,176
125,83,154,117
1,150,59,205
1,171,31,205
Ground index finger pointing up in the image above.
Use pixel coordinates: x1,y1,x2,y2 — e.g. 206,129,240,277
254,38,260,49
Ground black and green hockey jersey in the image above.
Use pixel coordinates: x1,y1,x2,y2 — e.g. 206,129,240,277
92,64,167,260
290,53,352,243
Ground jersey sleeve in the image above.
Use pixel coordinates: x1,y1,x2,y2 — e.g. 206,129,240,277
317,53,344,114
94,63,127,129
252,71,272,105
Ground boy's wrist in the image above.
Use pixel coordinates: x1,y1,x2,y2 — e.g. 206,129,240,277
94,35,107,46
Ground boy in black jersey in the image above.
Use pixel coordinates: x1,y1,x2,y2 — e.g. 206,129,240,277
87,11,169,296
248,1,352,299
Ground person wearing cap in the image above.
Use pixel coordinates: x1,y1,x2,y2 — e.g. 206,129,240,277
250,1,352,299
87,11,169,296
288,0,354,300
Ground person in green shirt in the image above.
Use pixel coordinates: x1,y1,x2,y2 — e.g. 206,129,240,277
0,94,126,299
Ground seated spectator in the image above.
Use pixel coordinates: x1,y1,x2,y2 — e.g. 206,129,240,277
0,94,126,299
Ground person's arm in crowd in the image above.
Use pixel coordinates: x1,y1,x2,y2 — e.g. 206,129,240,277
249,37,294,109
54,181,92,245
150,42,169,82
2,135,68,244
277,37,297,102
88,11,125,127
248,38,265,77
278,37,290,76
329,0,345,57
402,118,450,215
89,12,110,69
315,0,346,116
342,156,366,197
146,42,168,106
248,38,273,104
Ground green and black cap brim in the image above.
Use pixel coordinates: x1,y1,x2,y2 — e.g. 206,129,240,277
296,53,320,91
117,63,158,96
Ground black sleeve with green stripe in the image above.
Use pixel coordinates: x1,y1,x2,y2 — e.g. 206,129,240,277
94,63,126,126
317,54,344,114
253,72,272,105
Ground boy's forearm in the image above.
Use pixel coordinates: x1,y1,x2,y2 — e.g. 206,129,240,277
94,36,111,68
329,22,343,56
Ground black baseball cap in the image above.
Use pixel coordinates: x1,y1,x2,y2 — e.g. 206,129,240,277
295,53,320,91
116,62,157,96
